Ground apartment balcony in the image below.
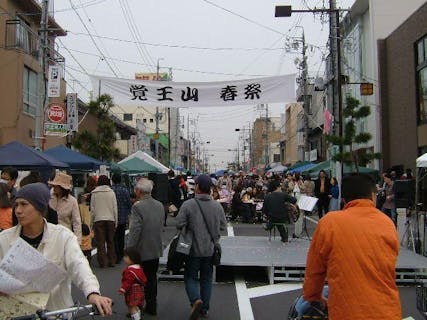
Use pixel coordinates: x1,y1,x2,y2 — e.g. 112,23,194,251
5,19,39,57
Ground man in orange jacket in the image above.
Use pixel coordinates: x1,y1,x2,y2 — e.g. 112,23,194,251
303,174,401,320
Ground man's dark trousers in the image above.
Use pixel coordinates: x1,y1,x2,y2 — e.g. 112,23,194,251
114,223,126,263
141,258,159,314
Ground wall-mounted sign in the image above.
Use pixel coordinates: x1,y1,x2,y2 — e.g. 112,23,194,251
47,65,60,97
66,93,78,132
47,103,65,123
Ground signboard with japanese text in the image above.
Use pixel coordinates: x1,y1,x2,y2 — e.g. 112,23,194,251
47,65,60,97
46,103,65,123
66,93,78,132
128,135,138,154
90,74,296,108
310,149,317,162
44,123,67,136
135,72,169,81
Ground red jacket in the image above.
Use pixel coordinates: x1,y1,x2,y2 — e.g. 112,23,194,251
303,199,401,320
119,265,147,294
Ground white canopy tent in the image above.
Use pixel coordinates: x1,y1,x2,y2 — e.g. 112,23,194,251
416,153,427,168
415,153,427,256
119,151,169,173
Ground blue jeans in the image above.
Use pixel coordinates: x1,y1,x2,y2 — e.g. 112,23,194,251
184,256,213,313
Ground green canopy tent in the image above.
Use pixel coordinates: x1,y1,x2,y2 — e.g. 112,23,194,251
287,161,312,171
303,160,378,179
109,162,127,173
120,157,162,174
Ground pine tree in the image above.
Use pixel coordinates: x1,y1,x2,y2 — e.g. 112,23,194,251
326,96,381,173
72,94,120,161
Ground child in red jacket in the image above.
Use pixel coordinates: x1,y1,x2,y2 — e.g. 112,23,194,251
118,247,147,320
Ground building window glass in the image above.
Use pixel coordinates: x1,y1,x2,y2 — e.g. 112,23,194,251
23,66,38,116
123,113,133,121
417,36,427,122
419,67,427,121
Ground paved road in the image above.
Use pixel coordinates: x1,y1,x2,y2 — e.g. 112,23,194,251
71,217,424,319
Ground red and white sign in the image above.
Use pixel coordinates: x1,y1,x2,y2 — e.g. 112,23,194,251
47,104,65,123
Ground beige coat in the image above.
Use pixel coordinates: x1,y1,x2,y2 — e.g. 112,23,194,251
0,221,100,310
90,185,118,225
50,195,82,244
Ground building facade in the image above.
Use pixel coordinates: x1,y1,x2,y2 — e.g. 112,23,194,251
282,103,304,165
251,116,281,168
0,0,67,149
334,0,425,170
378,1,427,170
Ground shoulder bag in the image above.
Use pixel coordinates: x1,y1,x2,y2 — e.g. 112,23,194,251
195,199,221,266
167,226,192,272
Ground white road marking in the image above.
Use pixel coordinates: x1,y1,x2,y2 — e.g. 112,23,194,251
227,223,234,237
247,283,303,298
235,276,255,320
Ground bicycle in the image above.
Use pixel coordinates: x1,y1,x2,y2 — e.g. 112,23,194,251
11,303,102,320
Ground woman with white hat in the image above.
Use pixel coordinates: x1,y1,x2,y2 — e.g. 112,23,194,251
49,172,82,244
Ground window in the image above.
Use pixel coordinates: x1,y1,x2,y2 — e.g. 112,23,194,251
149,118,154,123
23,66,38,116
123,113,133,121
143,118,147,123
416,35,427,122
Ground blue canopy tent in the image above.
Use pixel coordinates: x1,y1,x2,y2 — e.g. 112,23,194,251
44,145,104,172
0,141,69,170
0,141,69,183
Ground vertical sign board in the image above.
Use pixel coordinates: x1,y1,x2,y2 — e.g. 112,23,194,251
67,93,78,132
128,135,138,154
47,65,60,98
310,149,318,162
44,103,67,136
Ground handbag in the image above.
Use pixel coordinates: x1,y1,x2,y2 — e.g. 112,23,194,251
194,199,222,266
166,226,192,272
168,204,178,214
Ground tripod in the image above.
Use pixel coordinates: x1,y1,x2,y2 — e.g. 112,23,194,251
295,210,311,240
400,208,416,253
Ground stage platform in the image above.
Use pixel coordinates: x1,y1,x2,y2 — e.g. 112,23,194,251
159,236,427,284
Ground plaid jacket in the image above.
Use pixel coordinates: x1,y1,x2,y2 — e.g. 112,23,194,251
111,184,132,225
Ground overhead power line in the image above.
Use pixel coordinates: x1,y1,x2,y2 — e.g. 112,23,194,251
68,0,119,77
67,31,290,51
60,46,274,77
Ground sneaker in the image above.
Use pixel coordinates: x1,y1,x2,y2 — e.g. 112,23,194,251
189,299,203,320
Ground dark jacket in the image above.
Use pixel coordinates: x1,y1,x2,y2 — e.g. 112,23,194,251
176,194,226,257
263,191,297,222
314,177,331,197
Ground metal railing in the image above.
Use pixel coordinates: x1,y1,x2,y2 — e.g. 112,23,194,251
5,19,39,57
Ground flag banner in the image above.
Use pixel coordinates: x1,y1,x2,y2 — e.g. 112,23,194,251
90,74,296,108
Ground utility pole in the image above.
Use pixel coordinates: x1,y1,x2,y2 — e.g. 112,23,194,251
329,0,344,179
155,58,163,161
187,115,190,170
301,29,311,162
264,104,269,167
35,0,49,149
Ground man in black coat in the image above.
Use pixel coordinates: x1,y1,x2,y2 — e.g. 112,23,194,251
314,170,331,219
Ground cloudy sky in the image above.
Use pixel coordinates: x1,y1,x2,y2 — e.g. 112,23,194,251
53,0,355,170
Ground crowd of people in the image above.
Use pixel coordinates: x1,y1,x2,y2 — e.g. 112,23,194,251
0,163,417,319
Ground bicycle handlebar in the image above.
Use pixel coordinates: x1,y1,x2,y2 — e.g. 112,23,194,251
11,304,99,320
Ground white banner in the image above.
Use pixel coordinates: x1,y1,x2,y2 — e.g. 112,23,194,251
90,74,296,108
66,93,78,132
47,65,60,98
